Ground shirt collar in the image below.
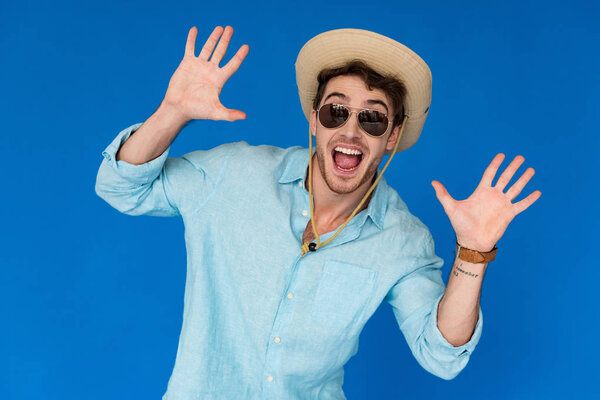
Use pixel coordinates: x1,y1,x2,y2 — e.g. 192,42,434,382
278,147,388,230
277,147,311,184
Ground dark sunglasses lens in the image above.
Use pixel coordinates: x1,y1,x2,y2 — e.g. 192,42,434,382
319,104,349,128
358,110,389,136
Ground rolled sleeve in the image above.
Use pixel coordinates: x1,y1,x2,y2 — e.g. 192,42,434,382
95,123,179,217
386,230,482,380
100,123,170,185
417,293,483,379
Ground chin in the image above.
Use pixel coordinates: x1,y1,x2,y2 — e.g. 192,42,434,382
324,174,362,194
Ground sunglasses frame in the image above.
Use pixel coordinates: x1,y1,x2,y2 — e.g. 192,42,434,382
316,103,393,137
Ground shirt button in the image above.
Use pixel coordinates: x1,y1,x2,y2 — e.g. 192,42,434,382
298,181,303,187
301,210,308,217
274,336,281,343
287,293,294,299
267,376,274,382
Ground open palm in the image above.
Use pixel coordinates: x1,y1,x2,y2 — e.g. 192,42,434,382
163,26,249,122
432,154,542,252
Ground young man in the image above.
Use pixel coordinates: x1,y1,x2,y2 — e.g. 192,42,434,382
96,26,540,399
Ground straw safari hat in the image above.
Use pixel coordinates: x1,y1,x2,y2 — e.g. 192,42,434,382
295,28,432,154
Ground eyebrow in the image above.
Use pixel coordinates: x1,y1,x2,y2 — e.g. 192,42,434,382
323,92,347,104
323,92,389,114
365,99,389,114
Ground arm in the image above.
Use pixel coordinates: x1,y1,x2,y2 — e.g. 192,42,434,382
437,256,487,347
96,26,249,216
385,231,483,380
115,102,187,165
115,26,249,166
432,153,542,346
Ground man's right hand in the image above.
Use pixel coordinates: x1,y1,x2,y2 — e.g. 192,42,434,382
162,26,249,123
115,26,248,165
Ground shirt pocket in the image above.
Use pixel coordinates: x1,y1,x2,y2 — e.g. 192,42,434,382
310,260,378,337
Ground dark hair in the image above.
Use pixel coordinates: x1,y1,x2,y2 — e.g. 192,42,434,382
312,60,407,128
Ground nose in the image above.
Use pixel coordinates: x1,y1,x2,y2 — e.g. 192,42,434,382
339,111,363,139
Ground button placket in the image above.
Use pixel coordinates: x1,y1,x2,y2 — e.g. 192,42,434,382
262,255,302,392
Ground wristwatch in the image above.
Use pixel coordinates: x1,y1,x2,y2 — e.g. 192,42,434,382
455,241,498,264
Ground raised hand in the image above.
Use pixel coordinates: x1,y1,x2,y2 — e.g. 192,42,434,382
162,26,249,122
431,154,542,252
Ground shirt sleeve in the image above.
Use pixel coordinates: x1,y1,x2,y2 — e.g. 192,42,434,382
94,123,213,217
385,231,483,380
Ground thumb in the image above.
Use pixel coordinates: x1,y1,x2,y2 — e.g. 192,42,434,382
214,103,246,121
224,108,247,121
431,180,455,214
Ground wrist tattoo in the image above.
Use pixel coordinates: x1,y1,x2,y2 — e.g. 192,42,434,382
452,265,480,278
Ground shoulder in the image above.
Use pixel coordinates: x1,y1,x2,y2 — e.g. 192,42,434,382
179,141,244,169
384,186,431,237
183,141,298,166
379,185,437,260
178,141,305,183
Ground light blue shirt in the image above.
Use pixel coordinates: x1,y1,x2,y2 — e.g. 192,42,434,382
95,123,482,399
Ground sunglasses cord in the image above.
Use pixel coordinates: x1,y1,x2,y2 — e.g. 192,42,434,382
300,115,408,257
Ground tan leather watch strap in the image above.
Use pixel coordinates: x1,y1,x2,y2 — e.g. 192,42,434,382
455,242,498,264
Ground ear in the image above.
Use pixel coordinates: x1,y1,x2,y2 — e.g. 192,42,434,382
310,109,317,137
385,125,401,152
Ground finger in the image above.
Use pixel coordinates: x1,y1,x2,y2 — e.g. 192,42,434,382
505,167,535,201
221,44,249,80
513,190,541,215
495,155,525,191
198,26,224,60
210,25,233,65
431,180,456,215
478,153,505,188
185,26,198,57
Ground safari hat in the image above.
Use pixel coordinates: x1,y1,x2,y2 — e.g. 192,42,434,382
295,28,432,154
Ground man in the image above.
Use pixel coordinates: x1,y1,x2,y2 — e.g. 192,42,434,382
96,26,541,399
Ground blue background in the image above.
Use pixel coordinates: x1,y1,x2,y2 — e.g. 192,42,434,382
2,0,598,399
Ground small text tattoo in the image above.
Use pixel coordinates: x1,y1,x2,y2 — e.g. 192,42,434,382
453,265,479,278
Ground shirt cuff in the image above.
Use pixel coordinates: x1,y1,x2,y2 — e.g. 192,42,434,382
101,123,170,185
423,293,483,358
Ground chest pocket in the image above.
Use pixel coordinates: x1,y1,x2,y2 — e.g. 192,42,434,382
310,261,378,337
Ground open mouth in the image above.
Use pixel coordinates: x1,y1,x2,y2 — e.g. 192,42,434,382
331,146,363,173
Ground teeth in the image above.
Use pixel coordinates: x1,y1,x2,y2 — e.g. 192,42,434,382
334,146,362,155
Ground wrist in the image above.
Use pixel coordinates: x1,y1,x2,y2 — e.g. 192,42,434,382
456,236,495,253
158,100,191,127
455,241,498,264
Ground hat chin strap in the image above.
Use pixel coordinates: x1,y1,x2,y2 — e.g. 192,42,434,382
300,115,408,257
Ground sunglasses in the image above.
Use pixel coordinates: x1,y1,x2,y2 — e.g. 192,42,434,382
317,103,392,137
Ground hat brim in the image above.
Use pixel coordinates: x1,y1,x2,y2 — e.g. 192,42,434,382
295,28,432,155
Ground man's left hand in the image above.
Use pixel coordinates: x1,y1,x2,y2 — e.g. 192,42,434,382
431,153,541,252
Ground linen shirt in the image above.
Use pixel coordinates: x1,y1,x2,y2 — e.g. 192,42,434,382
95,123,483,400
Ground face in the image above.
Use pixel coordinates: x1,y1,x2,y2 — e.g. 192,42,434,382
310,75,400,195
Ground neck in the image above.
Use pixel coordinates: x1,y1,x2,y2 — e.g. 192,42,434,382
306,153,375,230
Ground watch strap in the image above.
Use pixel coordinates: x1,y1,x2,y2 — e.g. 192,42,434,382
455,242,497,264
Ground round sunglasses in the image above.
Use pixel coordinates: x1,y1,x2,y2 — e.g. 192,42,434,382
317,103,392,137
